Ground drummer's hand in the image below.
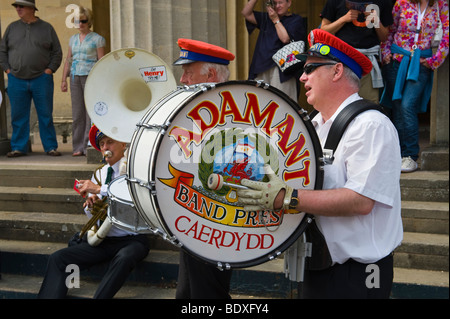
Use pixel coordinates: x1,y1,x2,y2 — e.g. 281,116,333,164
237,165,293,212
83,195,100,209
78,180,101,198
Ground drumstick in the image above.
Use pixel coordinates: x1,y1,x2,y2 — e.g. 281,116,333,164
207,174,249,191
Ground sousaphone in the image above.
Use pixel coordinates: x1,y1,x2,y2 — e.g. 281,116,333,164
82,48,177,246
85,48,177,143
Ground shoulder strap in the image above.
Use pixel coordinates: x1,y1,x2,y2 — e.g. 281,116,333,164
319,99,383,164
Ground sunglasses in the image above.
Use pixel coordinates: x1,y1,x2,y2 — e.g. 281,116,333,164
79,19,89,24
303,63,337,75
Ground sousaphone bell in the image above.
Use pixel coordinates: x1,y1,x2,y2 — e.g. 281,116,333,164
82,48,177,246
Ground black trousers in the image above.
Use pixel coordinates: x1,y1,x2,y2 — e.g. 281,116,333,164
176,250,232,299
38,235,149,299
299,254,394,299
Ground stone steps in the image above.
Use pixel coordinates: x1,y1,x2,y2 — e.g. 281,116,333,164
0,239,292,299
401,201,449,234
1,239,448,299
1,210,448,272
0,162,448,298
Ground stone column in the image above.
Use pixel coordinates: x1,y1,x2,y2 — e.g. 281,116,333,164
422,57,449,171
109,0,228,81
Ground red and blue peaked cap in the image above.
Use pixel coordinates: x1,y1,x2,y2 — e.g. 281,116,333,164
297,29,372,79
173,38,235,66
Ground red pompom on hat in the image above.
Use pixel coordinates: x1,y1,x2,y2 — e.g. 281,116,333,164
174,38,235,65
297,29,372,78
89,125,105,152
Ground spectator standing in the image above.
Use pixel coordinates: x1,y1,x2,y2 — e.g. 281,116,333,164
61,6,105,157
242,0,306,101
381,0,449,173
320,0,394,104
0,0,63,157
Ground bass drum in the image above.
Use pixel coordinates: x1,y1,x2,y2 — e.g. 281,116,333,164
127,80,323,269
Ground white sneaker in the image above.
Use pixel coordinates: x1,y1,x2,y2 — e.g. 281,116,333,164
401,157,418,173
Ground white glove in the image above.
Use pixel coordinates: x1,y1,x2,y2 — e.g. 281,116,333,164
237,165,293,212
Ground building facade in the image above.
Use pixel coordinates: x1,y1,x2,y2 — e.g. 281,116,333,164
1,0,448,153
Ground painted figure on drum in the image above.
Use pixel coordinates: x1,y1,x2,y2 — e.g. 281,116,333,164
37,125,150,299
216,137,263,183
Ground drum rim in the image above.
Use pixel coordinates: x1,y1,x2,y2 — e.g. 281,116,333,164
131,80,324,268
177,81,324,268
128,86,208,238
107,175,134,206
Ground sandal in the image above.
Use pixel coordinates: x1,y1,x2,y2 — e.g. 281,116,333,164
72,152,85,157
6,150,27,158
47,149,62,157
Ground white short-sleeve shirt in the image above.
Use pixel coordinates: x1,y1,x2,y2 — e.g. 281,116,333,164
85,161,138,238
312,93,403,264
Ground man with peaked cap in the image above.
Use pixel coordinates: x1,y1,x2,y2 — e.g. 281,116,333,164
173,38,235,299
38,125,150,299
237,29,403,299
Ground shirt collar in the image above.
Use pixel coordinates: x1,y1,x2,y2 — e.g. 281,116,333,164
312,93,362,129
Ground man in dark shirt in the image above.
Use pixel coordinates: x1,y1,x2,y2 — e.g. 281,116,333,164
0,0,62,158
320,0,394,103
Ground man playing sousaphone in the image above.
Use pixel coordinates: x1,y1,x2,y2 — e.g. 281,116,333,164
38,125,150,299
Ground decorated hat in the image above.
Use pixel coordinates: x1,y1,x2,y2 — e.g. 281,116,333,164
297,29,372,79
89,125,106,151
12,0,38,10
173,38,235,66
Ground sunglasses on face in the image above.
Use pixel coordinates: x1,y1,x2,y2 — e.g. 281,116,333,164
79,19,89,24
303,62,337,75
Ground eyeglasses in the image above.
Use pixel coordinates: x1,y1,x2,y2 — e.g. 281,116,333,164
14,5,25,8
303,63,337,75
79,19,89,24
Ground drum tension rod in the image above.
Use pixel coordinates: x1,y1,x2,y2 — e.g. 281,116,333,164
136,122,171,134
127,178,157,195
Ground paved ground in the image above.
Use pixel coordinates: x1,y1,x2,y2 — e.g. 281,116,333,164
0,135,95,167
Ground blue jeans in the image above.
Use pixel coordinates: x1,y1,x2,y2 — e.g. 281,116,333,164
382,61,432,161
7,73,58,153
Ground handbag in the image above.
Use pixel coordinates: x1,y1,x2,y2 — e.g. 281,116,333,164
272,40,305,73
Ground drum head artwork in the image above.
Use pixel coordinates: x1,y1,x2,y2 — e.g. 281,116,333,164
130,81,323,268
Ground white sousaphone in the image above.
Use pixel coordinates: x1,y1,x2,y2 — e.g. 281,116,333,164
83,48,177,246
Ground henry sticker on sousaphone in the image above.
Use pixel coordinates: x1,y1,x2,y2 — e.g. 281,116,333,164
127,81,324,269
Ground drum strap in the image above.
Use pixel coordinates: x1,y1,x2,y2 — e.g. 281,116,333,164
305,99,383,271
323,99,383,164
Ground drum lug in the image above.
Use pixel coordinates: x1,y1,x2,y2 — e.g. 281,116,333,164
216,262,231,272
255,80,270,90
127,178,157,195
152,228,183,247
269,251,282,261
320,149,335,165
298,108,311,121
